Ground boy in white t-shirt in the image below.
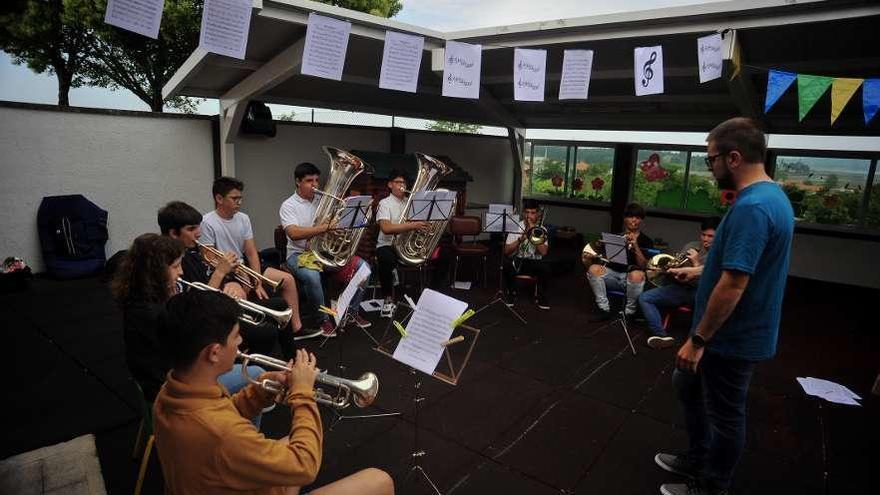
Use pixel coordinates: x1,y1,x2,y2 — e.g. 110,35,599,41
374,169,429,317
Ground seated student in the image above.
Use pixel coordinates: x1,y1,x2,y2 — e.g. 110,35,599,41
502,199,551,310
110,233,263,412
159,200,287,357
638,216,721,349
280,162,372,337
375,169,430,317
586,202,654,321
200,177,318,341
153,289,394,495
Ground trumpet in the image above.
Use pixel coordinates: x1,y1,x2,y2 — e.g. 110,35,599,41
196,241,280,291
237,352,379,409
177,278,292,328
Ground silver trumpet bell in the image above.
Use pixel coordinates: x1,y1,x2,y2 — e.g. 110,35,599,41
237,352,379,409
177,278,292,328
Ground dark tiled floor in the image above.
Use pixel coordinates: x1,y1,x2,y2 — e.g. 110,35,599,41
4,253,878,494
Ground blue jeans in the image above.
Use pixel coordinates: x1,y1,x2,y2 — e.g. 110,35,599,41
638,284,695,336
219,364,266,428
672,352,756,491
587,267,645,314
286,252,366,322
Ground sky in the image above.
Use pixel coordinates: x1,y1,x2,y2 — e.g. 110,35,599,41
1,0,876,151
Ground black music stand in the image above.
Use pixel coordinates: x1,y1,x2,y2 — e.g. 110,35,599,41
399,191,456,293
592,237,637,356
374,297,481,494
473,209,527,324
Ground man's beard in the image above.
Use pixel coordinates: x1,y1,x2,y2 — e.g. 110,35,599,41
714,165,736,190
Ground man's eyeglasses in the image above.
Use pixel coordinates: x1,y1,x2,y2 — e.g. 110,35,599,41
704,152,727,169
228,197,244,204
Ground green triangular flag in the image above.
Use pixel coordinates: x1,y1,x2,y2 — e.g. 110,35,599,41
797,74,833,121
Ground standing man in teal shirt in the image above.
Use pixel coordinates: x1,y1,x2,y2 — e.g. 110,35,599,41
654,118,794,495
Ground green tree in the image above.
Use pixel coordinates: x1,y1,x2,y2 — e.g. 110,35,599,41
0,0,92,106
425,120,482,133
315,0,402,17
823,174,840,190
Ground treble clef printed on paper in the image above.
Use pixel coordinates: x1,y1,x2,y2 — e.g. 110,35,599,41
641,51,657,87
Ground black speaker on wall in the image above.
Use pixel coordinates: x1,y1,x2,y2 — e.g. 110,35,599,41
241,101,277,137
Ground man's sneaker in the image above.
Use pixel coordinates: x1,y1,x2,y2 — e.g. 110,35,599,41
655,453,699,479
504,291,517,307
589,309,612,322
380,301,396,318
660,480,727,495
352,314,372,328
536,294,550,310
320,320,337,338
647,335,676,349
293,327,323,341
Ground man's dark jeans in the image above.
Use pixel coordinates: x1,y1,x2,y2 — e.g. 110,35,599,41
672,351,757,491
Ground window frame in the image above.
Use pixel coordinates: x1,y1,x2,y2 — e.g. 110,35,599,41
523,138,617,208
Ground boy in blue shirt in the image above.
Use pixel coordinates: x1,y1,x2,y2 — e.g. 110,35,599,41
654,118,794,495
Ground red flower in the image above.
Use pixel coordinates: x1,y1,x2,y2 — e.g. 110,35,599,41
720,189,738,206
551,174,564,188
591,176,605,190
572,178,584,191
822,194,840,208
640,153,669,182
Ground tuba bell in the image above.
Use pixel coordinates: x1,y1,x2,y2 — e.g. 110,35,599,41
393,153,457,266
646,252,692,287
308,147,374,269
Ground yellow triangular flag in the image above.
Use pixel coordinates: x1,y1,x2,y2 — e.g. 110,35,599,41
729,41,742,81
831,77,863,125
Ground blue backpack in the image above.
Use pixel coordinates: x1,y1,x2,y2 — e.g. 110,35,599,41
37,195,109,278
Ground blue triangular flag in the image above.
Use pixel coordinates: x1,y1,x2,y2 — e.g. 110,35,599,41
864,79,880,125
764,70,797,113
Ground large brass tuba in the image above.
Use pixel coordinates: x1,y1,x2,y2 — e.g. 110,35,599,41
393,153,457,266
308,147,373,269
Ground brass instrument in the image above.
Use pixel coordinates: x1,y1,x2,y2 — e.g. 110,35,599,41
237,352,379,409
646,252,693,287
393,153,457,266
177,278,292,328
581,240,607,268
526,207,549,246
308,147,374,269
196,241,280,291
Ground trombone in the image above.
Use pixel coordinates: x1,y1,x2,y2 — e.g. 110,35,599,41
177,278,292,328
196,241,280,291
527,207,549,246
237,352,379,409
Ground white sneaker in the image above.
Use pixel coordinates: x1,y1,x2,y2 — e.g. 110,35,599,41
380,301,396,318
293,328,323,341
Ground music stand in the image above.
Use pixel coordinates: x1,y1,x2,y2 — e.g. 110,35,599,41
374,294,481,494
592,236,637,356
474,208,527,324
400,190,456,293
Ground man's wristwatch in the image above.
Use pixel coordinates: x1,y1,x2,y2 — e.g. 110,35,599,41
690,333,708,349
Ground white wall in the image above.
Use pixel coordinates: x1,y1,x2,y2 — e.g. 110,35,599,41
0,104,215,272
235,123,390,249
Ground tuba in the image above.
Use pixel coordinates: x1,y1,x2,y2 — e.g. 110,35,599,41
646,252,693,287
308,147,374,269
393,153,457,266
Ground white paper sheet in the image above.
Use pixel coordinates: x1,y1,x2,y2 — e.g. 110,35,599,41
335,195,372,229
379,30,424,93
198,0,252,60
360,299,384,312
333,262,371,325
408,190,455,221
301,13,351,81
513,48,547,102
601,233,629,264
442,40,482,99
104,0,165,39
634,45,664,96
697,33,723,83
452,281,472,290
559,49,594,100
488,204,514,214
393,289,468,375
484,212,521,233
797,377,862,406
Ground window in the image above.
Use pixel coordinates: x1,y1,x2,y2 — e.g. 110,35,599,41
866,170,880,230
632,149,689,209
686,152,728,214
775,155,873,228
522,141,533,193
529,144,569,197
569,146,614,201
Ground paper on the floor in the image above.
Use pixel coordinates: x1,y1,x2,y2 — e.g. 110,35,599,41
360,299,384,312
452,281,472,290
796,377,862,406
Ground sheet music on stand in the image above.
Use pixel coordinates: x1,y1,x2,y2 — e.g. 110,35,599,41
334,195,373,229
407,191,456,221
601,233,629,265
374,289,480,385
484,204,522,234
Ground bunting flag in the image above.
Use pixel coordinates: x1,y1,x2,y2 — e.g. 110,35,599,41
864,79,880,125
764,70,796,113
797,74,833,121
830,78,863,125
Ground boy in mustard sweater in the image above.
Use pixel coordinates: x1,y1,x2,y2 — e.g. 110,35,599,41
154,290,393,495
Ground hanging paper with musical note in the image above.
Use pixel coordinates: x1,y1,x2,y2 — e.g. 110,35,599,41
513,48,547,102
697,33,723,83
301,13,352,81
442,41,482,99
199,0,253,60
104,0,165,39
634,45,664,96
559,49,594,100
379,30,425,93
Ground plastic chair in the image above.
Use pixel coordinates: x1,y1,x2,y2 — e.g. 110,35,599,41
662,305,693,331
449,215,489,287
514,273,539,300
132,382,156,495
